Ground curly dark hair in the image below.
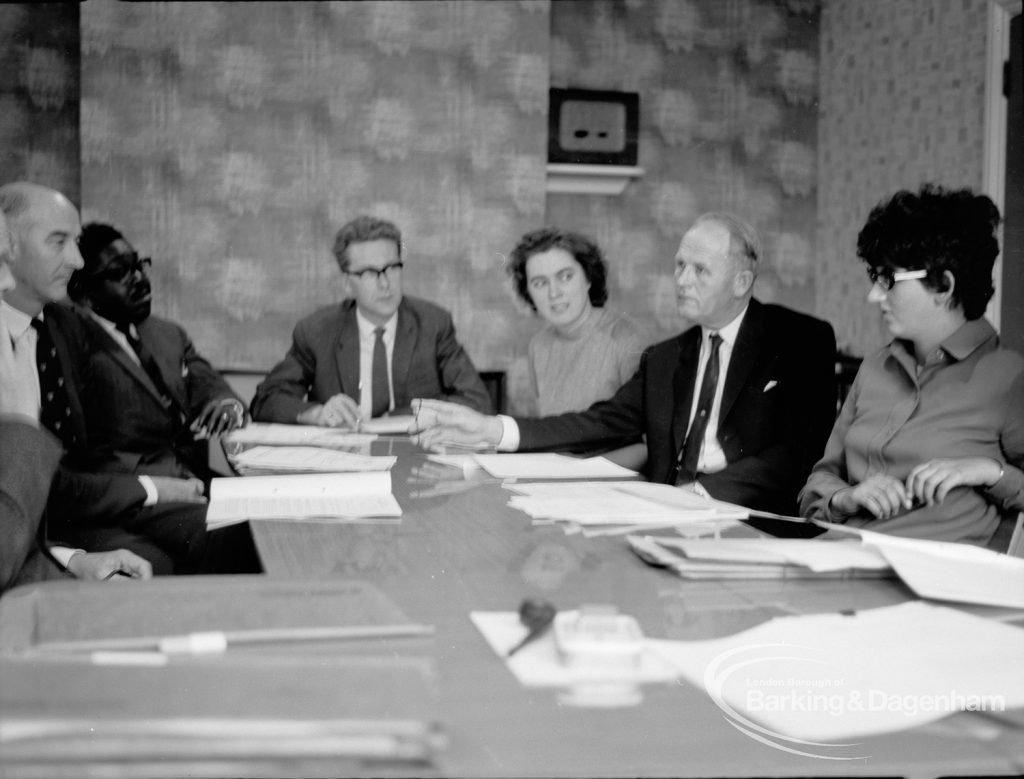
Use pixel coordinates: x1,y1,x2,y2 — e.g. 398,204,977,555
507,227,608,312
68,222,126,301
856,184,1001,320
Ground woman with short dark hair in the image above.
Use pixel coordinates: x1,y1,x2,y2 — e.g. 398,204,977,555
800,184,1024,547
507,227,646,416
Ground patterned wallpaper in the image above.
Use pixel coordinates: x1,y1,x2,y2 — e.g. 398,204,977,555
818,0,990,356
79,0,550,407
547,0,822,351
0,1,996,408
0,3,80,202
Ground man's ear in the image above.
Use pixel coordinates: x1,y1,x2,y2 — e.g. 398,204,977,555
733,268,755,297
339,270,354,300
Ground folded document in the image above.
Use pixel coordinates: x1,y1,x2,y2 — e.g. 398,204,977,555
206,471,402,529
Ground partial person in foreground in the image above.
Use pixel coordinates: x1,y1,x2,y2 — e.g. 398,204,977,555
413,212,837,516
251,215,491,428
799,184,1024,547
0,206,151,593
0,181,258,575
68,222,246,482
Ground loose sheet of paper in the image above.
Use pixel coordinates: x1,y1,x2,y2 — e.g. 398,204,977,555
474,454,638,480
646,601,1024,744
470,611,677,688
854,529,1024,609
207,471,402,528
230,446,396,474
503,481,747,527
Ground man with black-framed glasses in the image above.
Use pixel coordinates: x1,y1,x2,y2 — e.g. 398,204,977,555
252,215,491,427
67,222,247,482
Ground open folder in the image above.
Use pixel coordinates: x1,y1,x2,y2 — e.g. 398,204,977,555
206,471,402,529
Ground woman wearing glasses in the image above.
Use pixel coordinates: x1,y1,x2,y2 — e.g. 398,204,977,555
800,185,1024,547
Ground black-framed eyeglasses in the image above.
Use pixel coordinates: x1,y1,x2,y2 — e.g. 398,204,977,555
866,266,927,291
344,262,403,282
92,256,151,284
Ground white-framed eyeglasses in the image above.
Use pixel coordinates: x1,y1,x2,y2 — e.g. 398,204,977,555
866,267,928,291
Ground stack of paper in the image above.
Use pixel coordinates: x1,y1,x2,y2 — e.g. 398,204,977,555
225,423,376,448
206,471,402,529
628,536,892,579
503,481,748,537
229,446,396,475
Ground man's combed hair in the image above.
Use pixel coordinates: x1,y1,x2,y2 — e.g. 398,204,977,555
693,212,761,272
0,184,32,224
507,227,609,312
857,183,1001,320
332,216,402,271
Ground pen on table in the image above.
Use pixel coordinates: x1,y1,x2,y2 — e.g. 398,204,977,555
507,599,556,658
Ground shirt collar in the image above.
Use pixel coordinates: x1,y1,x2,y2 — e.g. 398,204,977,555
86,308,135,340
355,307,397,339
702,303,748,348
937,318,997,362
890,318,996,367
1,300,36,340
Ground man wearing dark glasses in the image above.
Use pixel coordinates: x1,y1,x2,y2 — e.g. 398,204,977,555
68,222,246,482
0,182,259,575
251,215,491,428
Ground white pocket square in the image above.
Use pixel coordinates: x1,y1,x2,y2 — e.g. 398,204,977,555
763,380,778,392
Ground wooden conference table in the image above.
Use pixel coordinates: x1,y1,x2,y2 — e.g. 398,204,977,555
2,436,1023,778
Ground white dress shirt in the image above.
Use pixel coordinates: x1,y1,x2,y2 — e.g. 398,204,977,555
684,305,748,475
87,310,142,367
1,301,43,416
355,308,397,418
498,306,750,485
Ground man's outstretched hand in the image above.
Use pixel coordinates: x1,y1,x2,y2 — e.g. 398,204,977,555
409,399,503,451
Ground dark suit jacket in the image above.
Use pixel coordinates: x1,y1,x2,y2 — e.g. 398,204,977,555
252,296,491,422
37,304,148,527
0,421,68,593
517,300,838,515
75,309,242,478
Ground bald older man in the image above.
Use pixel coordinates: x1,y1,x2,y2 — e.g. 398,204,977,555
413,213,838,516
0,205,152,591
0,182,257,575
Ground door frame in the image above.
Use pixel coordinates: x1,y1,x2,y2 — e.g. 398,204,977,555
983,0,1022,330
